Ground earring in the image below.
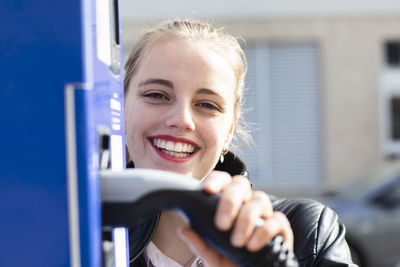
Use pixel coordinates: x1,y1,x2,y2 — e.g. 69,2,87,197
220,148,228,163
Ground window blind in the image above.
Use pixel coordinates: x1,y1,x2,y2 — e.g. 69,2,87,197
233,43,322,189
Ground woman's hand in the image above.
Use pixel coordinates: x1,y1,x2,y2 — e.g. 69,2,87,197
179,170,294,267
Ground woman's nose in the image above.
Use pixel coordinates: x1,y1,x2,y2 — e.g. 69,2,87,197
165,103,195,131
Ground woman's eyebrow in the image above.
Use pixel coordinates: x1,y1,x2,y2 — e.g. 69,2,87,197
196,88,221,97
138,78,174,88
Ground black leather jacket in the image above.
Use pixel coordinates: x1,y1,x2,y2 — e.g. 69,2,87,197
127,152,357,267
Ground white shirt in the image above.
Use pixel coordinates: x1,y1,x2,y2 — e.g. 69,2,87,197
144,242,204,267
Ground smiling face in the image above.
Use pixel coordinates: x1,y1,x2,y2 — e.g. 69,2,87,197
124,38,237,179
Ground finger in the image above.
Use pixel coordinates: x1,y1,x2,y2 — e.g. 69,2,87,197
246,212,294,252
201,171,232,194
215,175,252,231
179,226,238,266
230,191,273,247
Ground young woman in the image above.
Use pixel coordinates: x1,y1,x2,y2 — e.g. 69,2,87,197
124,19,356,267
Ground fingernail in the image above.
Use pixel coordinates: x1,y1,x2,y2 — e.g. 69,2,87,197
232,231,244,247
217,214,231,229
247,237,259,250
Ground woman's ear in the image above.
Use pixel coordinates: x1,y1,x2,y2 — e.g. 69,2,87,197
223,124,235,149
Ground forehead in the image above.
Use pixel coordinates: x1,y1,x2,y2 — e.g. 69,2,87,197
136,38,237,95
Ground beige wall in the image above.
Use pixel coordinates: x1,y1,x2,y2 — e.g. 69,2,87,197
122,16,400,187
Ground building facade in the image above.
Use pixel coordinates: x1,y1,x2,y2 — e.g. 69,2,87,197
121,1,400,192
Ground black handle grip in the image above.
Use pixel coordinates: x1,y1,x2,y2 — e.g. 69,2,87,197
103,189,298,267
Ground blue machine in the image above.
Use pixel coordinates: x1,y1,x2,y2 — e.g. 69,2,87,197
0,2,300,266
0,0,125,266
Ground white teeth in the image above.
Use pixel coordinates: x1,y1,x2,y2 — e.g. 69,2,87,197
152,138,197,155
188,145,194,153
182,143,188,152
174,142,183,152
160,139,166,149
166,141,174,151
164,151,187,157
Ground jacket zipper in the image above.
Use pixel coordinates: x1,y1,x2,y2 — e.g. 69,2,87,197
130,213,161,264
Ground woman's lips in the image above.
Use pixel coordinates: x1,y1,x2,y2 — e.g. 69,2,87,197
148,135,199,162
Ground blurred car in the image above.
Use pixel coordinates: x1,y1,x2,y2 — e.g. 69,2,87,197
315,162,400,267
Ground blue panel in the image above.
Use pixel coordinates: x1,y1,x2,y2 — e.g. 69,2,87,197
0,1,82,266
0,0,125,266
74,87,102,267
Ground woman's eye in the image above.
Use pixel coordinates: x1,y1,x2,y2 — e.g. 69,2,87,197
196,102,221,112
143,92,169,100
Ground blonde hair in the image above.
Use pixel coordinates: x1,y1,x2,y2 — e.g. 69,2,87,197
124,18,251,146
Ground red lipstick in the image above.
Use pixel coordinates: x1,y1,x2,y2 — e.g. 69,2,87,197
148,135,200,163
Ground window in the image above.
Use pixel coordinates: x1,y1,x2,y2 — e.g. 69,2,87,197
381,41,400,156
385,41,400,68
232,42,322,189
391,97,400,140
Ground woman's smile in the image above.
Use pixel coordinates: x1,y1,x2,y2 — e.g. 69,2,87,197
149,135,200,162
